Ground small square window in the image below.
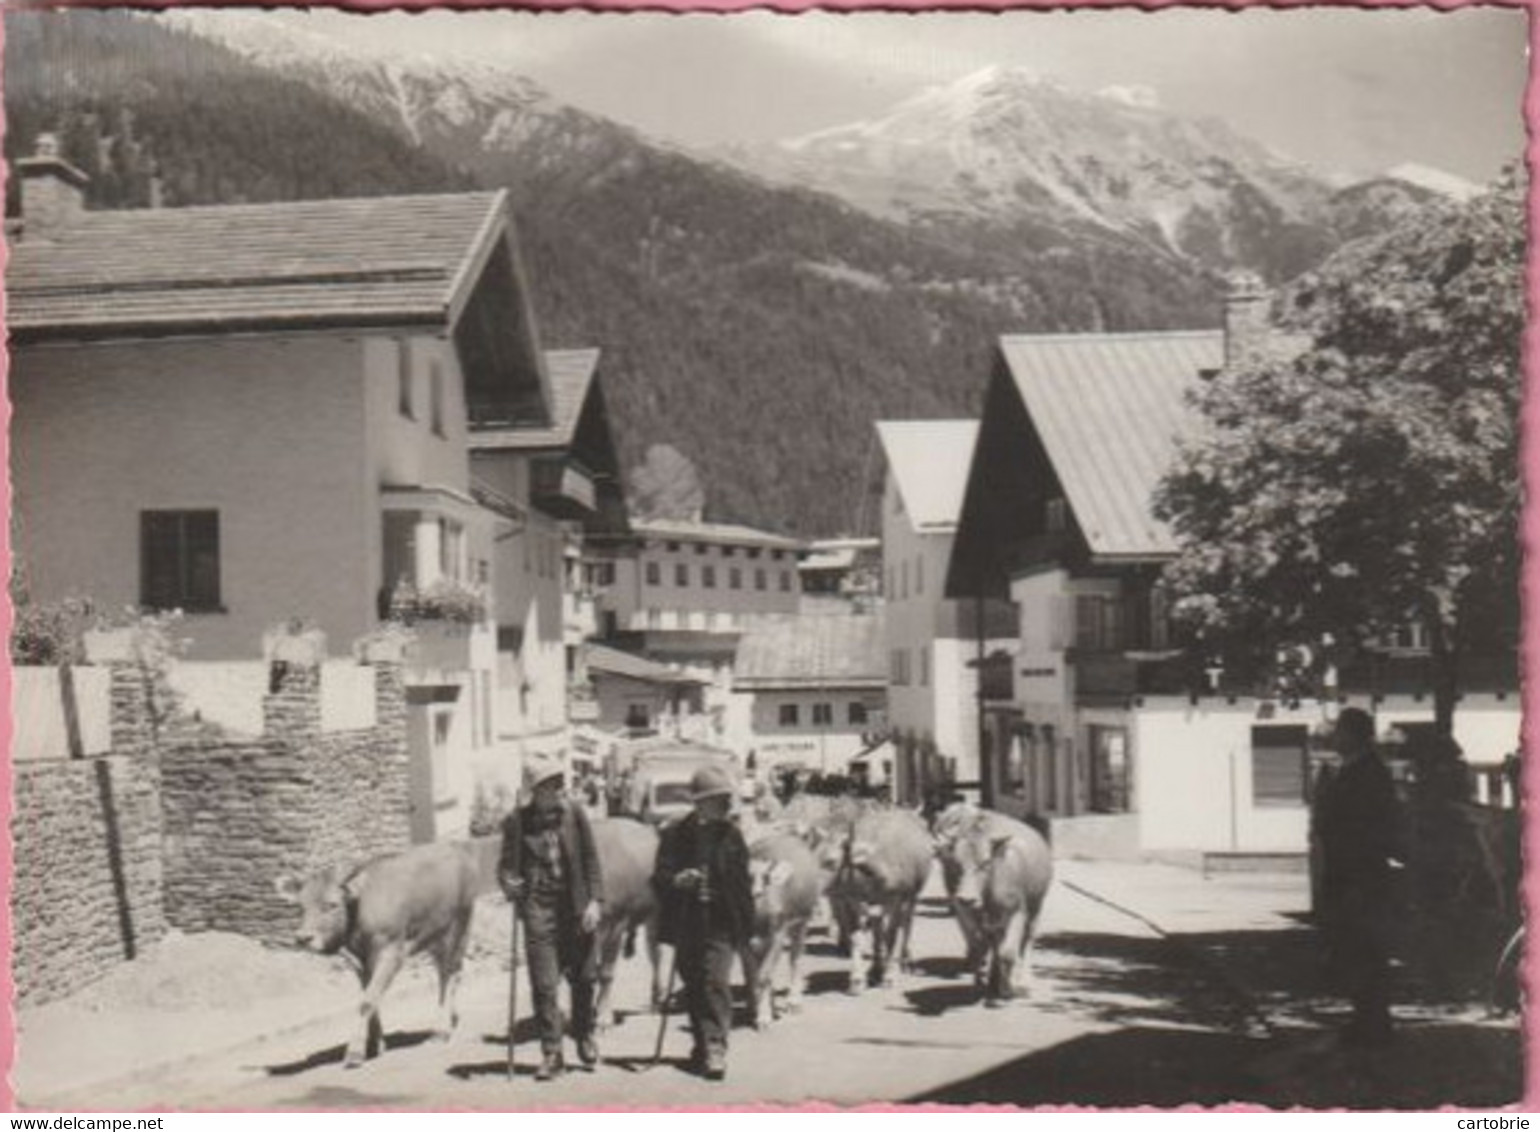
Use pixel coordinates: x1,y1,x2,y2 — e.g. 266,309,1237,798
849,702,868,726
747,547,763,560
723,546,737,558
779,703,800,727
430,361,446,437
397,340,415,419
666,541,682,552
771,550,784,561
812,703,833,726
695,543,709,556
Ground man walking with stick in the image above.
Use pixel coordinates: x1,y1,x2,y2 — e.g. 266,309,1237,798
499,753,606,1081
652,765,754,1081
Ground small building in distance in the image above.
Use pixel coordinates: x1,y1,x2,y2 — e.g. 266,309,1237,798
728,611,887,781
586,516,808,673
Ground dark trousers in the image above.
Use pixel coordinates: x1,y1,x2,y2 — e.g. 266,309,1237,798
679,935,736,1057
523,892,596,1056
1324,894,1392,1040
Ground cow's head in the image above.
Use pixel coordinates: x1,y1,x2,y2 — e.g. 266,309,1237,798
274,865,355,954
948,829,1018,911
749,857,796,921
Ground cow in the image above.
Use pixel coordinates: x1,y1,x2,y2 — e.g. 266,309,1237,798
742,830,823,1027
274,839,479,1068
933,803,1054,1007
825,808,934,993
587,817,666,1028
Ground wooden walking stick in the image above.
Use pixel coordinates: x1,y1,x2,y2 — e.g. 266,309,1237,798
650,950,679,1068
507,901,522,1080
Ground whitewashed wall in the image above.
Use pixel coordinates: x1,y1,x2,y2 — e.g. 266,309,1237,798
11,667,112,760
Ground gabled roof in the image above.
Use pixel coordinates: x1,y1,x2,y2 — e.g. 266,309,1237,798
998,330,1223,559
8,191,511,341
585,643,705,686
469,348,599,451
733,613,885,690
632,518,805,553
875,420,979,532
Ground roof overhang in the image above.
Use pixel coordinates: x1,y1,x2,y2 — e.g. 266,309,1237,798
734,677,887,692
380,484,497,527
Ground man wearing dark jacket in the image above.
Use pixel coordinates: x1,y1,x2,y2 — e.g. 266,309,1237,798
1314,706,1403,1047
653,765,754,1080
499,754,605,1080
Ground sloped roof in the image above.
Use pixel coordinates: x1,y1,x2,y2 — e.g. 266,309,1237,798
875,420,980,532
733,613,885,689
998,330,1223,559
469,348,599,451
586,643,705,686
633,518,805,552
8,191,510,340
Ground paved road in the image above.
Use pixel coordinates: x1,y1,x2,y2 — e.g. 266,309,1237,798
87,872,1194,1110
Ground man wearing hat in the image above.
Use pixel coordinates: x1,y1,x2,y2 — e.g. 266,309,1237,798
1313,706,1403,1047
498,753,605,1080
652,764,754,1080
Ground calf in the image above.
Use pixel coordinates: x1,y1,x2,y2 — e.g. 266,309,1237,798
275,840,479,1067
934,805,1053,1006
588,817,665,1028
743,831,823,1026
826,809,933,992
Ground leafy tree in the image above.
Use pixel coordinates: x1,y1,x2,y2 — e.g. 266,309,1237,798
628,443,707,522
1153,171,1525,735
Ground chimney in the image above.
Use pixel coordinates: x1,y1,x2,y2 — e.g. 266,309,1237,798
17,133,90,240
1223,270,1271,369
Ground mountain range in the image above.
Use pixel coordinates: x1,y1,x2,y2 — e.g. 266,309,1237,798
5,10,1480,537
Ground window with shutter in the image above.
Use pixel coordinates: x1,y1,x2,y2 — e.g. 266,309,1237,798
1251,725,1309,807
141,510,221,612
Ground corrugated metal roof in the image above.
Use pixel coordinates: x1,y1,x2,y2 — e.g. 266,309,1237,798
586,643,704,685
469,348,599,451
8,191,509,339
998,331,1223,559
733,612,885,689
632,518,805,552
875,420,979,531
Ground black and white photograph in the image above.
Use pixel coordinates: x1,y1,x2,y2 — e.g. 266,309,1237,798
2,3,1529,1112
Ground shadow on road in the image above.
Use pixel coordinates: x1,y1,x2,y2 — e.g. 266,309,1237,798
263,1029,438,1077
911,1021,1522,1110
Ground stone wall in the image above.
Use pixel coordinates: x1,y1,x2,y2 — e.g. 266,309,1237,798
159,661,411,945
12,653,413,1002
12,754,165,1007
159,738,314,941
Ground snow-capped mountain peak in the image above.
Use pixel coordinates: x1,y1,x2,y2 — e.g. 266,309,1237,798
1384,162,1482,202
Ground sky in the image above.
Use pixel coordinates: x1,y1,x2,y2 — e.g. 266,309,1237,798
267,6,1528,182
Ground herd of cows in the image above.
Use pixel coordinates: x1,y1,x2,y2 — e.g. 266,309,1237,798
274,798,1055,1069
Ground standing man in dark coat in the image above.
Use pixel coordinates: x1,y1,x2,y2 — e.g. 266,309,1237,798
1314,706,1403,1047
499,753,605,1080
652,765,754,1081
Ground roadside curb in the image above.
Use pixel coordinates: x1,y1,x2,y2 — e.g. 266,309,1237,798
18,966,513,1111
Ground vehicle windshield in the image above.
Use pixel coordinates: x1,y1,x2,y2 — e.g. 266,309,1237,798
653,781,695,807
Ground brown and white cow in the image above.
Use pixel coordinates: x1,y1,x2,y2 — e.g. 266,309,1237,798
275,839,479,1067
933,804,1053,1007
587,817,665,1027
825,808,934,993
743,830,823,1026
